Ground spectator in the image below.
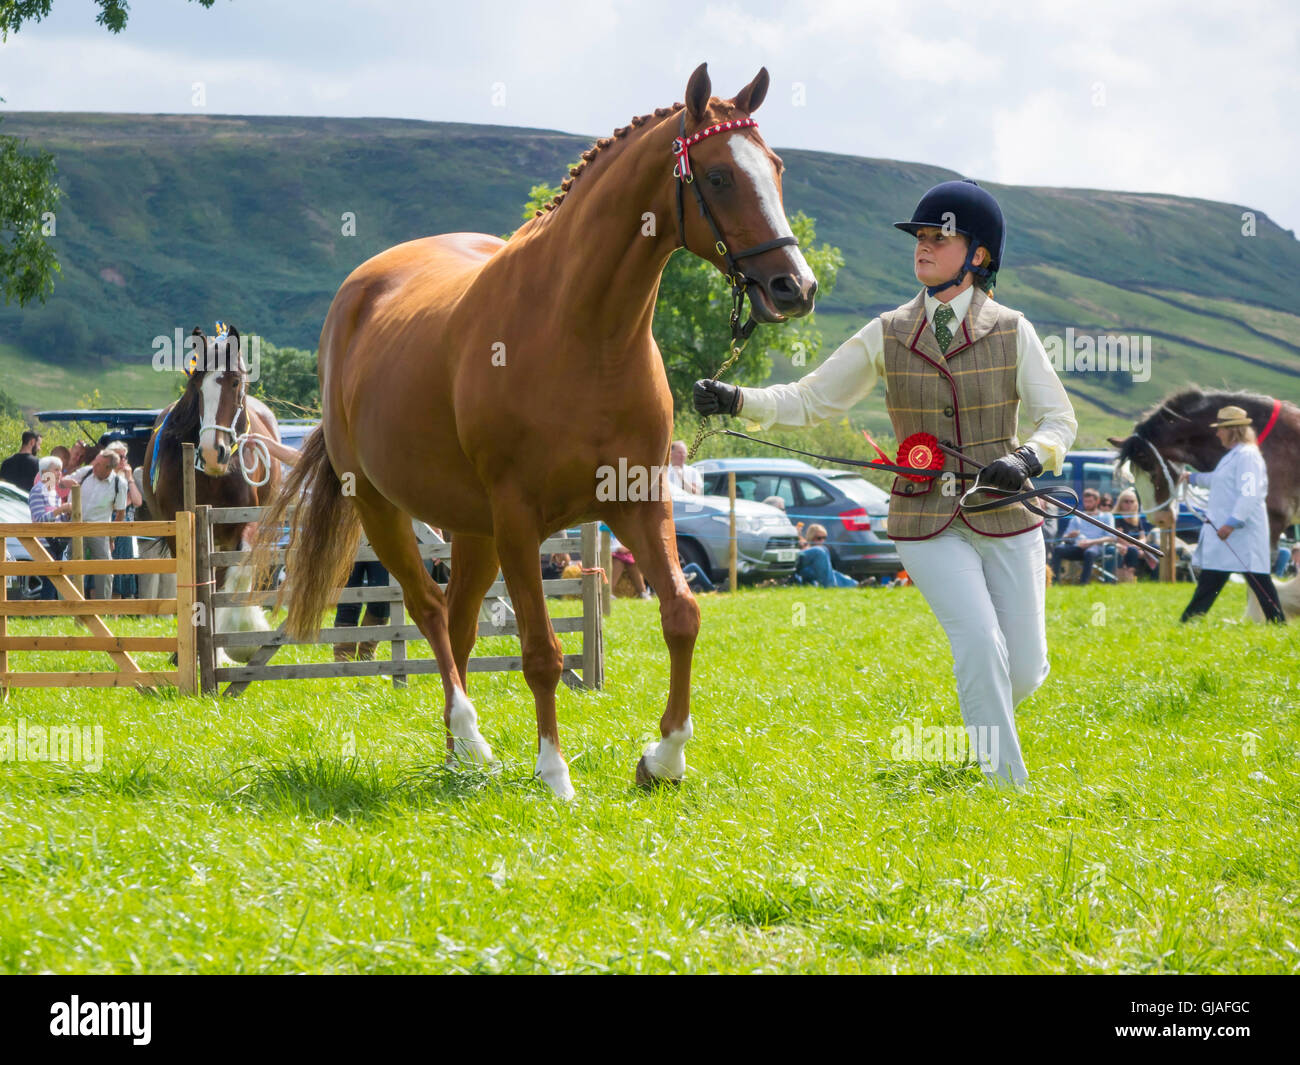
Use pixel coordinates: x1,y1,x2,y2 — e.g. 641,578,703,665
1180,406,1285,623
610,541,651,599
102,441,143,598
1112,488,1156,582
1051,488,1111,584
28,455,71,600
795,523,857,588
1,429,42,490
61,450,128,599
666,440,702,495
541,552,571,581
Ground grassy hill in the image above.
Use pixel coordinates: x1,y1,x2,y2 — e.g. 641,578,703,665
2,112,1298,443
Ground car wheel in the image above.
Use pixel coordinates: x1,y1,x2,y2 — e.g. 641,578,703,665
676,538,712,580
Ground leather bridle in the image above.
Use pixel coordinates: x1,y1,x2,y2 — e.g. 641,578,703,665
672,112,799,348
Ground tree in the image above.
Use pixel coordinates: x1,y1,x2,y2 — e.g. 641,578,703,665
0,1,221,306
520,176,844,410
0,116,60,307
251,340,320,417
0,1,217,38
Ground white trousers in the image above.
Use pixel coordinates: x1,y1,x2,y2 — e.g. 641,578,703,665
894,523,1048,786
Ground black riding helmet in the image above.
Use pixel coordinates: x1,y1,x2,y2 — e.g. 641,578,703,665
895,179,1005,296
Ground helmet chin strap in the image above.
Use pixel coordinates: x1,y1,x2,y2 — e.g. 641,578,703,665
925,240,993,297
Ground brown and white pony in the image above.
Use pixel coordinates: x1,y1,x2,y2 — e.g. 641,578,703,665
143,326,283,658
258,64,816,797
1110,386,1300,619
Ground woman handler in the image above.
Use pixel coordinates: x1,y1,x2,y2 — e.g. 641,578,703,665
1179,406,1286,624
695,180,1077,786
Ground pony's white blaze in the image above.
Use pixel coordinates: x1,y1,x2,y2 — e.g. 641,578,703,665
198,373,225,468
447,687,495,765
535,737,575,801
728,136,815,284
641,716,692,780
214,562,271,665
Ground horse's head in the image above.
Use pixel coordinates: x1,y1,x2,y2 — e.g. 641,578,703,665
187,324,249,476
674,63,817,323
1109,432,1182,514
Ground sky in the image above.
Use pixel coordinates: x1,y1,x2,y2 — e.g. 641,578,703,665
3,0,1298,233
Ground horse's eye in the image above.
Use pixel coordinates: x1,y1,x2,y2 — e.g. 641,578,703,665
707,170,729,189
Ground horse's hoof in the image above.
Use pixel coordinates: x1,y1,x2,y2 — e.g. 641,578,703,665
536,739,576,801
635,756,681,790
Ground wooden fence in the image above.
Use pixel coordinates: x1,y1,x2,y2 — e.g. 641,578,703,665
0,513,196,695
193,503,606,698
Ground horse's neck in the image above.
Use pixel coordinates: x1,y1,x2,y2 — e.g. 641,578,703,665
513,118,682,346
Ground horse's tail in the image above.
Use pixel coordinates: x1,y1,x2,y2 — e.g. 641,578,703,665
252,427,361,640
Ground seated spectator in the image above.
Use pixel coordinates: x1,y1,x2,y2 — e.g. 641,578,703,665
795,523,857,588
541,551,571,581
28,455,71,600
1112,489,1156,582
610,541,651,599
1051,489,1112,584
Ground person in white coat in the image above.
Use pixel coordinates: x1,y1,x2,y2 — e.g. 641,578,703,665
1180,406,1285,623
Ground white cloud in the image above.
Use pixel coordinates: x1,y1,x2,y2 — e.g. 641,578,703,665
0,0,1296,231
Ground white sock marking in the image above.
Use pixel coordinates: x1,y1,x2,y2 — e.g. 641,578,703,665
641,717,693,781
447,687,495,765
535,737,575,801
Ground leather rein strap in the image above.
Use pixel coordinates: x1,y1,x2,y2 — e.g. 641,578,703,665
673,112,799,346
720,429,1161,559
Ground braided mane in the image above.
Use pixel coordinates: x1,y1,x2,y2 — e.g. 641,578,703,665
531,104,685,218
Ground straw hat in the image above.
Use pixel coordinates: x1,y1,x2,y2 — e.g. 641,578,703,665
1210,405,1252,428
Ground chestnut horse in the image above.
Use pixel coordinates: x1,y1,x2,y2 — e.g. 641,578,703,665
143,326,283,659
260,64,816,797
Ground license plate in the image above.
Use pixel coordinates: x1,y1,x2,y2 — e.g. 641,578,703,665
775,549,797,562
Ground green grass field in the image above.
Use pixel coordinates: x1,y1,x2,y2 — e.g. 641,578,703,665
0,583,1296,973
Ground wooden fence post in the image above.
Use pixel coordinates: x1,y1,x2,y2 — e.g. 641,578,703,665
194,505,216,695
728,470,738,592
600,526,612,618
182,443,196,515
70,483,83,598
1,556,8,698
581,523,601,690
174,510,197,695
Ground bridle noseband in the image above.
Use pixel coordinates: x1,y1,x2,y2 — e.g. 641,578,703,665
672,112,799,347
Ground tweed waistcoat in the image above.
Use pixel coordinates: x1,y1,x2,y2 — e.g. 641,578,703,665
879,288,1042,540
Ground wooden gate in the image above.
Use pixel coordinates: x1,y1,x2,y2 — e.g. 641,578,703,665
193,504,605,697
0,514,196,695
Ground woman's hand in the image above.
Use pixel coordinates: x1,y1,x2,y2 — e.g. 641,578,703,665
1217,524,1234,541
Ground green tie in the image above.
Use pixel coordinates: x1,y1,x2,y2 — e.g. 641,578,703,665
933,304,956,354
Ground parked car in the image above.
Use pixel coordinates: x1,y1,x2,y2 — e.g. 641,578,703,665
36,408,162,472
694,457,902,578
671,482,801,583
1,480,41,599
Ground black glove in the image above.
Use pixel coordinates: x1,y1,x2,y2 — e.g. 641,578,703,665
980,445,1042,491
693,379,741,416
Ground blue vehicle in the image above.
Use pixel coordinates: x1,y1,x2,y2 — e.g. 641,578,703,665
694,457,901,578
1035,448,1200,542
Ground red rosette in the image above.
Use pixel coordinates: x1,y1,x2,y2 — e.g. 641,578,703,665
896,432,944,483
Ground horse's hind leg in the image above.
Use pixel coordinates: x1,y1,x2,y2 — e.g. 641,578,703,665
446,533,501,693
352,487,494,764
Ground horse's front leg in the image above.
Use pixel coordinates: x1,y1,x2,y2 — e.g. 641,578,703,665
610,495,700,786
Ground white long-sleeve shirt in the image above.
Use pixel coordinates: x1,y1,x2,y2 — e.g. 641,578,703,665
738,287,1079,474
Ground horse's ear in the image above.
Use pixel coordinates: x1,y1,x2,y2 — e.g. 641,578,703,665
186,327,207,376
733,67,769,115
685,62,712,122
225,325,247,372
1106,436,1128,448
